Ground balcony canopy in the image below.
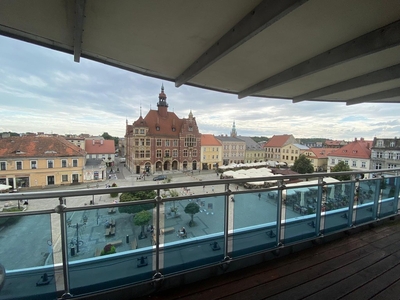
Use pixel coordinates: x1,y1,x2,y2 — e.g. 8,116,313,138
1,0,400,105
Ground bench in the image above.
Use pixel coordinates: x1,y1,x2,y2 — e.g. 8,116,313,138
94,248,102,256
131,238,138,249
105,226,116,236
161,227,174,235
109,239,122,247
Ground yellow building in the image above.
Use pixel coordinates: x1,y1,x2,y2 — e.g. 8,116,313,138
200,134,222,170
0,136,86,190
281,143,309,166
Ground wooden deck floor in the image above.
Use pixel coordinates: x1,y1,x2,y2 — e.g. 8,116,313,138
137,217,400,300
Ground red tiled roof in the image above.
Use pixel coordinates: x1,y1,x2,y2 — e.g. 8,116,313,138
142,110,184,137
329,140,372,159
308,148,336,159
0,136,86,157
85,139,115,154
201,134,222,146
264,134,292,147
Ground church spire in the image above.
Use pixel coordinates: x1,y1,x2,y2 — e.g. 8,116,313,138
231,121,237,137
157,84,168,117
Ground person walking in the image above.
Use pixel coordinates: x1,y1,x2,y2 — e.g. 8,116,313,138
258,193,261,200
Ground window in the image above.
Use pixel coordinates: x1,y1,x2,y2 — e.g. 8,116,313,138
140,150,145,158
389,152,394,159
183,149,188,157
165,150,170,157
377,152,383,158
192,149,197,157
397,153,400,160
188,126,193,131
165,140,170,147
388,164,397,169
184,135,196,147
73,159,78,167
135,150,139,158
156,126,160,131
377,140,383,147
48,160,54,168
62,175,68,182
375,163,382,169
352,161,357,167
134,129,139,134
31,161,37,169
135,139,139,146
156,139,162,146
0,161,6,171
173,139,178,147
140,129,145,134
331,158,335,164
146,150,150,158
62,160,67,168
390,142,395,147
361,162,366,168
146,139,151,146
140,138,145,146
344,160,348,165
156,150,161,158
16,161,22,170
173,149,178,157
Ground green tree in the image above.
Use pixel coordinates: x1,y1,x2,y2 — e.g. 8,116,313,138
118,190,156,214
134,210,152,238
184,202,200,227
110,182,118,198
291,154,314,174
330,161,352,181
101,132,119,150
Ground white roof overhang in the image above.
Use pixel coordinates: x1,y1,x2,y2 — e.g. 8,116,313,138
1,0,400,105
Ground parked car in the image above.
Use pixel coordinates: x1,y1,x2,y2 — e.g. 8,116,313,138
153,175,167,181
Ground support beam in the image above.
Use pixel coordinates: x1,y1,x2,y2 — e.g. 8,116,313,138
73,0,86,63
346,87,400,106
293,64,400,103
239,19,400,99
174,0,308,88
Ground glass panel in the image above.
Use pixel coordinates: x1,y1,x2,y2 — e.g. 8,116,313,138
323,182,351,234
354,179,376,225
283,187,316,244
378,177,398,218
161,196,225,274
67,201,154,295
232,191,278,256
0,213,57,300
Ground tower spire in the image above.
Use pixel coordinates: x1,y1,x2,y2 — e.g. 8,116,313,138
231,121,237,137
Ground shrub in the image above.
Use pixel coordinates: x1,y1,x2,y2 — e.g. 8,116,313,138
100,244,116,256
110,183,119,198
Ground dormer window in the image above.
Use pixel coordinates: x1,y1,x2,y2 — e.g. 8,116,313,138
188,126,193,132
172,127,176,132
156,126,160,131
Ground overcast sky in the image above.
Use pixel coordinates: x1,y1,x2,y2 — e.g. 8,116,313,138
1,35,399,141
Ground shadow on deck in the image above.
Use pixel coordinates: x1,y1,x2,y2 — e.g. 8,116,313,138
136,216,400,300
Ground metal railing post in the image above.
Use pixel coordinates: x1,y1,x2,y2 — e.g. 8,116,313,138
56,197,73,299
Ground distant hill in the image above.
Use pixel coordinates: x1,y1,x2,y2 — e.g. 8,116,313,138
251,136,269,143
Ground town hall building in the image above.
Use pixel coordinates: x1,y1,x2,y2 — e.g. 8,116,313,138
125,86,201,174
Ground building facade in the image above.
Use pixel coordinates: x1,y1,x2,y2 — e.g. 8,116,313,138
281,143,309,166
236,136,265,163
303,148,334,172
0,135,86,189
327,137,372,172
264,134,298,161
370,137,400,170
125,86,202,174
200,134,222,170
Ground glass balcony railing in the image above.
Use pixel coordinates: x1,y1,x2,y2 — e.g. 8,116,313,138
0,170,399,299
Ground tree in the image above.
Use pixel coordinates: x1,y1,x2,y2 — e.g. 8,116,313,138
110,182,118,198
102,132,119,150
291,154,314,174
184,202,200,227
330,161,351,181
169,189,180,215
134,210,152,239
118,190,156,214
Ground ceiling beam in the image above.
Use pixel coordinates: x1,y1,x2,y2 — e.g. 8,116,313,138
292,64,400,103
238,19,400,99
346,87,400,106
73,0,86,63
174,0,308,88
